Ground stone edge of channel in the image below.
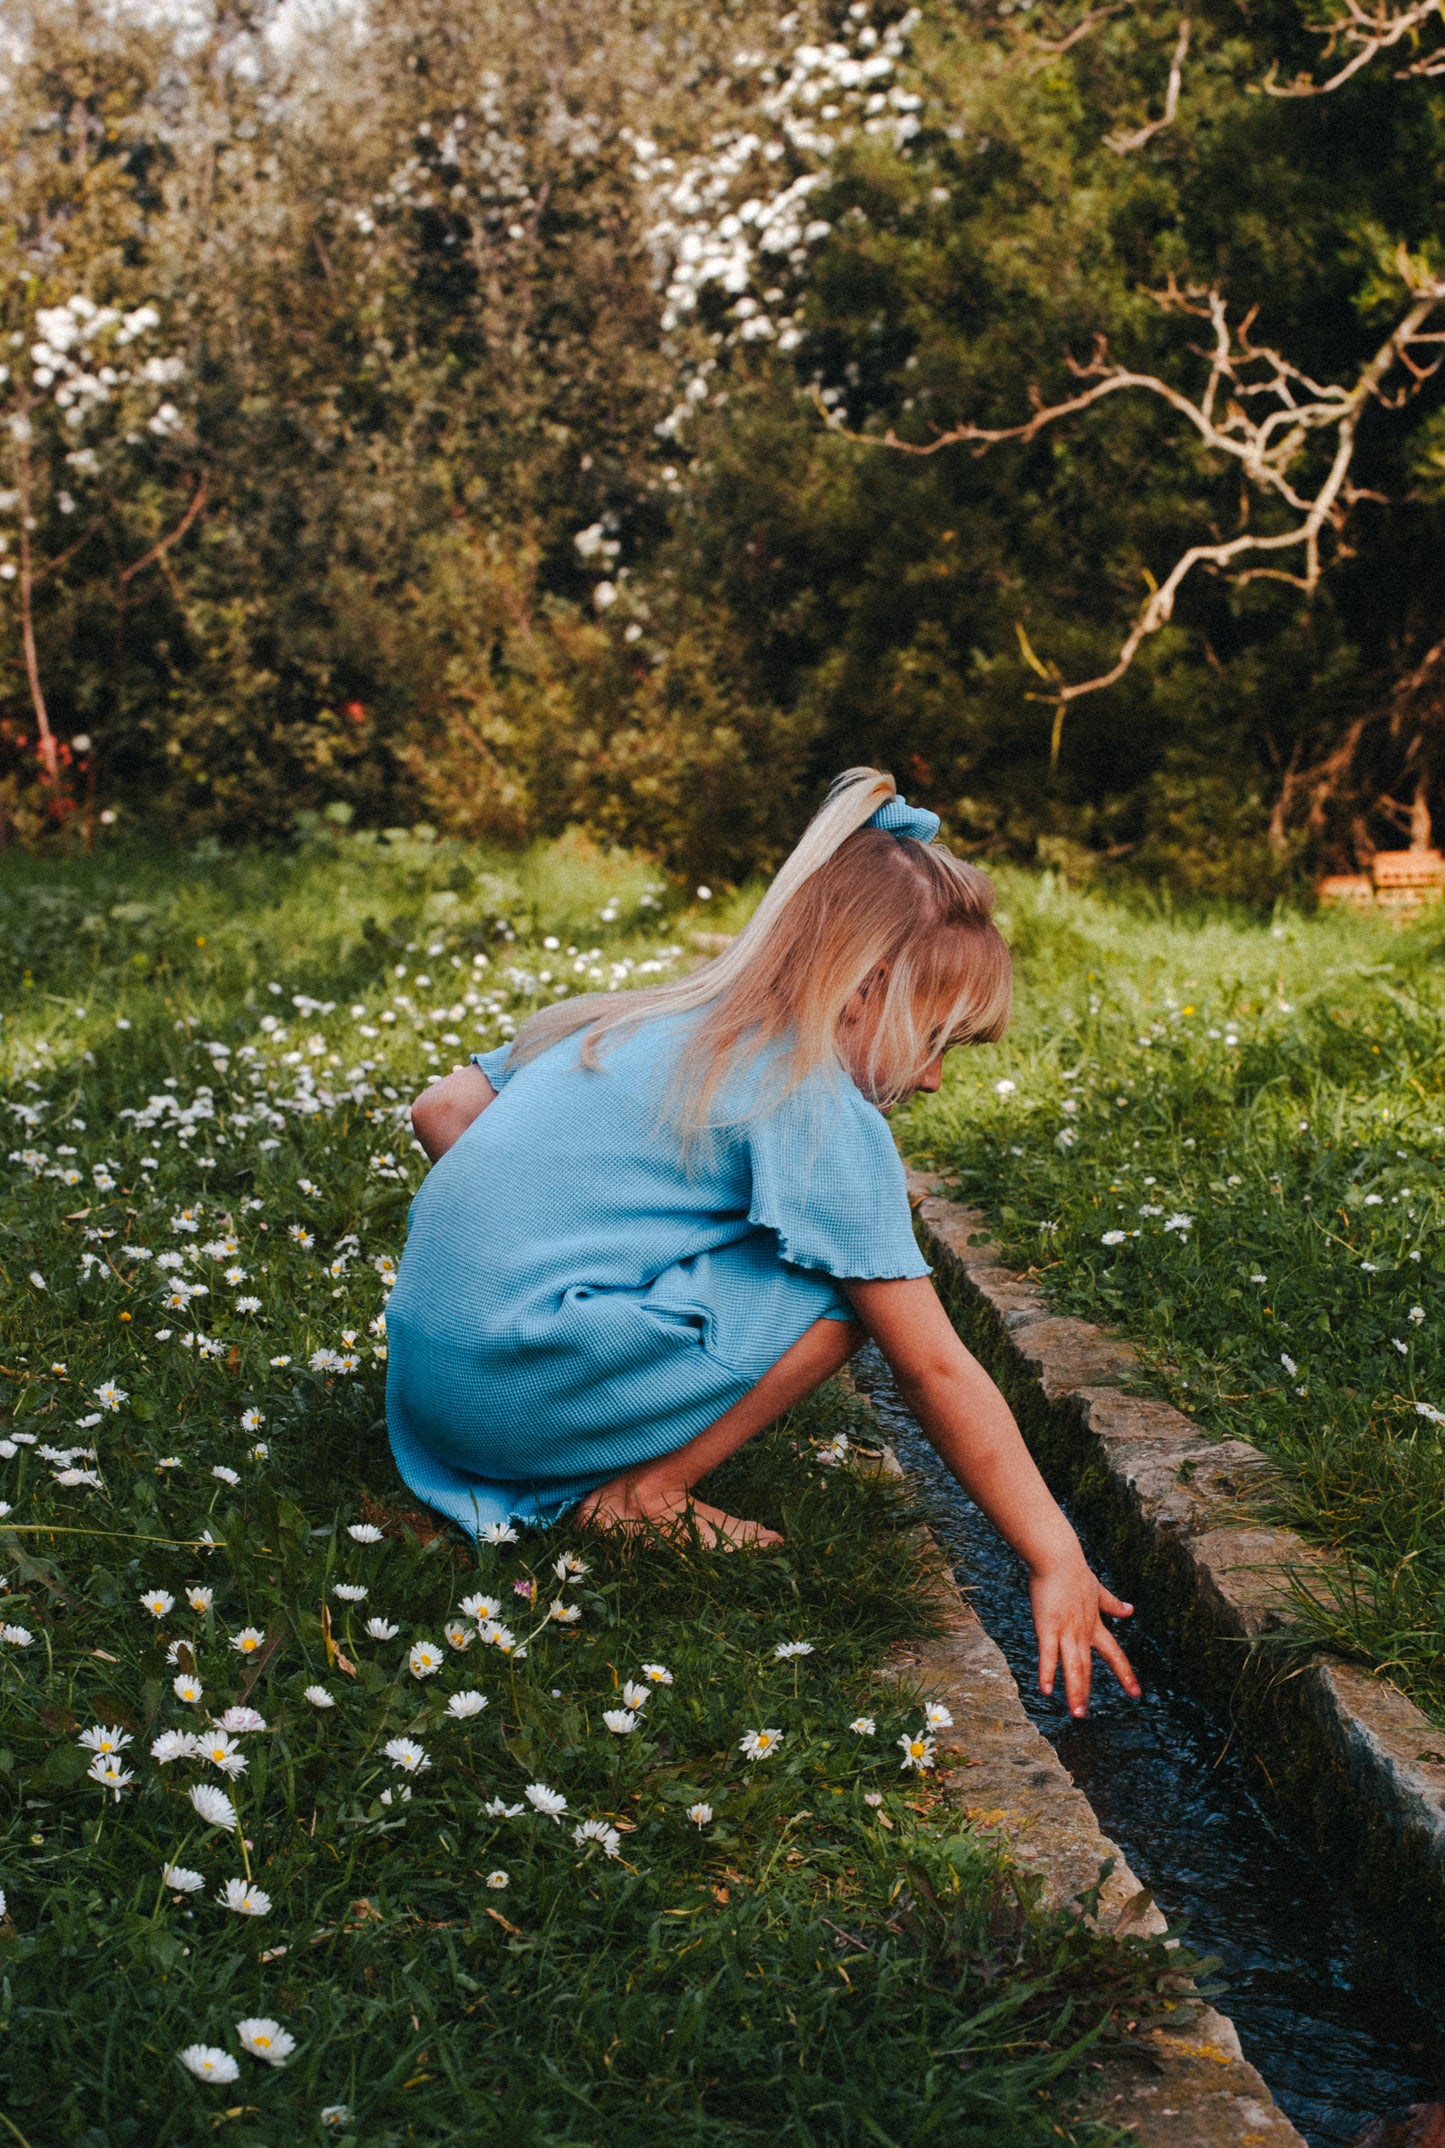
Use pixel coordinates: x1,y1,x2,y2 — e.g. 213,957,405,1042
905,1167,1445,1978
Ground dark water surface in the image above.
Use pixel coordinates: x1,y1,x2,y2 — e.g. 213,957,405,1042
856,1348,1445,2148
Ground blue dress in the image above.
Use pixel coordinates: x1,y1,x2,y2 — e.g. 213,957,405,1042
384,1013,930,1535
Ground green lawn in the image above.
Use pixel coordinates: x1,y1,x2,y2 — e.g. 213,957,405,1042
0,833,1176,2147
903,870,1445,1725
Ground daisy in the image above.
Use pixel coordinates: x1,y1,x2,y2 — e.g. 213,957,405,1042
186,1587,213,1614
230,1627,265,1655
772,1641,814,1661
383,1737,430,1774
217,1706,267,1733
739,1728,783,1762
235,1296,262,1314
94,1381,128,1411
573,1819,622,1857
240,1407,264,1431
161,1864,205,1893
140,1589,175,1618
320,2107,351,2128
153,1730,204,1764
460,1593,500,1621
553,1552,589,1581
365,1617,399,1641
481,1520,519,1546
549,1600,581,1625
217,1879,271,1916
88,1755,135,1799
189,1783,238,1830
1,1625,34,1646
525,1782,567,1820
409,1641,444,1679
211,1465,240,1487
923,1703,954,1729
235,2017,295,2067
172,1673,205,1703
304,1685,336,1709
444,1620,474,1651
620,1681,649,1711
79,1724,132,1756
602,1709,636,1735
332,1583,368,1602
347,1522,384,1543
179,2044,239,2084
247,1442,269,1461
897,1729,936,1772
484,1797,523,1818
445,1690,488,1720
268,1355,292,1368
848,1717,877,1737
485,1870,509,1889
687,1802,713,1828
640,1663,673,1686
479,1622,517,1652
224,1267,248,1286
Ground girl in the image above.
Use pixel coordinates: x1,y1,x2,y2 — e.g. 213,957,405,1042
386,767,1139,1717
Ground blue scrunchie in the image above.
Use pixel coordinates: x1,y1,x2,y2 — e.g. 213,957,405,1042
867,794,941,844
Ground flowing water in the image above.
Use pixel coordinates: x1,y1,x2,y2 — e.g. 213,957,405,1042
857,1348,1445,2148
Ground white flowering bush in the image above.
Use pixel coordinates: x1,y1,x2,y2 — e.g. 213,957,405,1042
0,833,1180,2140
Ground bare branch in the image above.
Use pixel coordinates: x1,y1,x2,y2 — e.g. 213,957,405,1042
1106,15,1191,151
817,260,1445,731
115,471,211,591
1014,2,1130,68
1262,0,1445,94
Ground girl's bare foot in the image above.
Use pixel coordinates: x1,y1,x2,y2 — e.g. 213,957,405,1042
578,1487,782,1550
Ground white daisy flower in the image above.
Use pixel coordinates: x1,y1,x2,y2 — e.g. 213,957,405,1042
79,1724,133,1756
332,1583,368,1602
481,1520,519,1546
484,1797,523,1818
235,2017,295,2066
640,1663,673,1686
485,1869,509,1889
739,1728,783,1761
230,1627,265,1655
572,1818,621,1857
444,1619,474,1651
140,1589,175,1618
383,1736,431,1773
620,1681,649,1711
152,1730,204,1764
897,1729,936,1772
366,1617,399,1641
162,1864,205,1893
186,1587,213,1614
348,1522,384,1543
217,1878,271,1916
304,1685,336,1709
409,1641,443,1679
445,1690,488,1719
1,1625,34,1646
211,1465,240,1487
240,1407,264,1431
923,1703,954,1729
525,1782,567,1820
687,1802,713,1828
602,1709,637,1735
94,1381,128,1411
188,1782,238,1831
460,1593,501,1621
87,1755,135,1800
179,2044,239,2084
172,1674,204,1704
553,1552,589,1581
848,1717,876,1737
772,1641,814,1660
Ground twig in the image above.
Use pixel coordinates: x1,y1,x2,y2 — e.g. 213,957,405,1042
1107,15,1191,151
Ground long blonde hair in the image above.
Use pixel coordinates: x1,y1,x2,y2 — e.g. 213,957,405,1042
508,766,1011,1126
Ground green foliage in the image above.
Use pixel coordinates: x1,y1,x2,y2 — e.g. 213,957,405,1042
904,870,1445,1721
0,838,1187,2144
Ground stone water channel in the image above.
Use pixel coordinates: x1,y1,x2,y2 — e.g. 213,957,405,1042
856,1346,1445,2148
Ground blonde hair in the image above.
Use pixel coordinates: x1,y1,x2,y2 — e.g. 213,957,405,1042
508,766,1011,1127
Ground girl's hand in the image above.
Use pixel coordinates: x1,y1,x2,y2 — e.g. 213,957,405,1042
1029,1557,1140,1717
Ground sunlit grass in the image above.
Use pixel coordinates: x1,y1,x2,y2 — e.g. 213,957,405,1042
905,870,1445,1723
0,837,1181,2146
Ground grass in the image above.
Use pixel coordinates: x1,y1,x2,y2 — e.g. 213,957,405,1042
902,869,1445,1726
0,832,1185,2148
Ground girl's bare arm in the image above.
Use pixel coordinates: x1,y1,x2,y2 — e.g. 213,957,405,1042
410,1065,497,1162
844,1273,1140,1716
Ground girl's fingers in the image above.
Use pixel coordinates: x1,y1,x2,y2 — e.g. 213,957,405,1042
1094,1623,1142,1699
1098,1586,1134,1619
1061,1631,1093,1717
1037,1624,1061,1699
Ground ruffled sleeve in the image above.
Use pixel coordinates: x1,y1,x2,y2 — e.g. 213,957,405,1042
743,1071,930,1282
471,1043,516,1089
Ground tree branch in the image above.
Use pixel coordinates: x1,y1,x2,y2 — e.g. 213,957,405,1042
816,258,1445,733
1263,0,1445,93
1106,15,1191,151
